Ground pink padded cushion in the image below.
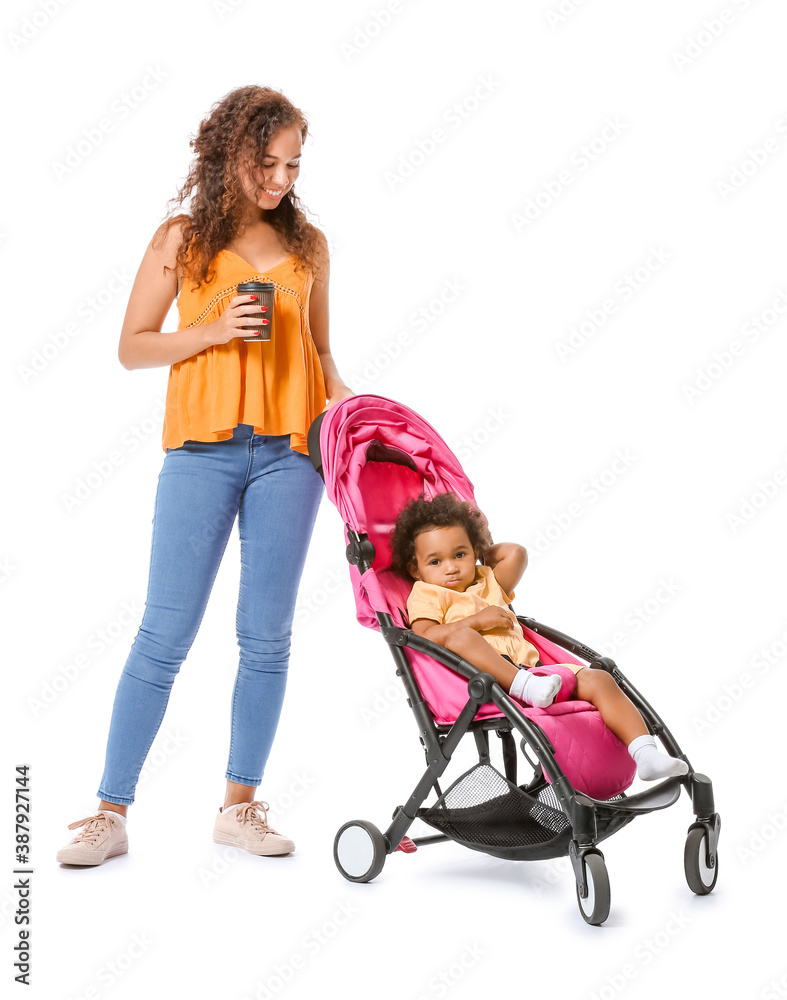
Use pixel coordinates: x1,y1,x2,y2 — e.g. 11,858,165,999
520,700,636,800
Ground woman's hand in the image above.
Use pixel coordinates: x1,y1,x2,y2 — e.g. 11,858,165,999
322,383,355,411
201,294,269,347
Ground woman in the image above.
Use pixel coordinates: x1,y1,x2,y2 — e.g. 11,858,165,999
57,85,353,866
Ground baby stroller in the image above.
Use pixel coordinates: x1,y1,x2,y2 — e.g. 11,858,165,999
307,393,720,925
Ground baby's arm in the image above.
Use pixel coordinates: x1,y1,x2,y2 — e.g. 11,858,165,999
483,543,527,598
411,605,517,644
410,611,560,706
410,615,520,690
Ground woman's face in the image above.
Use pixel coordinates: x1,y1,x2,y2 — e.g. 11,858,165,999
238,125,302,211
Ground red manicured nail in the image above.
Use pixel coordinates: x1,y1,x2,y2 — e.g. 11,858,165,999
249,295,257,300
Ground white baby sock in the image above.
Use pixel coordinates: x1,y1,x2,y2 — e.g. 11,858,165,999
628,734,689,780
100,809,127,826
509,669,561,708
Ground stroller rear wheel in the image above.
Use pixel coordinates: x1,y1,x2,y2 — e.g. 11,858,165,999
576,852,611,926
334,820,387,883
684,826,718,895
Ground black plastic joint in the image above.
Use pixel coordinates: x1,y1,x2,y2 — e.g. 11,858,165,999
467,673,495,702
588,657,617,673
567,792,597,842
381,626,409,647
345,531,376,566
690,772,715,817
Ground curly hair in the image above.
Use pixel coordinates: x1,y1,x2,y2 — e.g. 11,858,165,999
389,492,493,580
151,85,328,293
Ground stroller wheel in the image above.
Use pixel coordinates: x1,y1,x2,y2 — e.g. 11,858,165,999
575,852,610,926
334,820,387,883
684,826,718,895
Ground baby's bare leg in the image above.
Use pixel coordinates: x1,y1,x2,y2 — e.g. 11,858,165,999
574,667,688,779
574,667,647,744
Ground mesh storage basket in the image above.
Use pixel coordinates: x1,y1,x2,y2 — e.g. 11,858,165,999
418,763,574,861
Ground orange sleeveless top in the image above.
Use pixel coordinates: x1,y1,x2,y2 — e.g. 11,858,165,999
161,249,326,455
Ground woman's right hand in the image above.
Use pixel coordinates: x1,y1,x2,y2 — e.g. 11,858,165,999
201,294,269,346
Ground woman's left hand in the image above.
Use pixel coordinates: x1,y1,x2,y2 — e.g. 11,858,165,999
322,384,355,411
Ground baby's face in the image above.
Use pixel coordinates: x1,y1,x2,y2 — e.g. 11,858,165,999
408,524,477,592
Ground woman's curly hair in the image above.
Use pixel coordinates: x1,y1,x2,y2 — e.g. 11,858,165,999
151,85,328,292
389,492,493,580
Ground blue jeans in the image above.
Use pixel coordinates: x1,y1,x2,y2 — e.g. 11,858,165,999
97,426,324,805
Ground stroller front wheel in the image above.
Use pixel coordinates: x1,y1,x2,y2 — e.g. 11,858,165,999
576,852,611,926
684,826,718,895
334,820,387,883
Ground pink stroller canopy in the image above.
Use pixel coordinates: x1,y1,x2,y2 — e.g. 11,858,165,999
319,393,478,624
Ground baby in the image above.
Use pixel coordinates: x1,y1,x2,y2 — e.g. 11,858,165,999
389,491,688,782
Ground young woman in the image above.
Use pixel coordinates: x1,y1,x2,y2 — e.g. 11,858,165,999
57,85,353,866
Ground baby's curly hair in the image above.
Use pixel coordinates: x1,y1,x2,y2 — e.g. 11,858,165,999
389,491,493,580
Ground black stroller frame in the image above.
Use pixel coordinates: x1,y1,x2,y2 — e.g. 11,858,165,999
332,527,721,925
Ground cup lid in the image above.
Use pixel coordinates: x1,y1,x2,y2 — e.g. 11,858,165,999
237,281,274,291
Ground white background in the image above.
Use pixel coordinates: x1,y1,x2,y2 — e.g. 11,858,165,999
4,0,786,997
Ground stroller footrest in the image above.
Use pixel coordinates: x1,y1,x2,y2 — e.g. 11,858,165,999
584,776,683,814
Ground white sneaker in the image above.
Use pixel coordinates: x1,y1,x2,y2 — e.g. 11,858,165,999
213,801,294,856
57,810,128,866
